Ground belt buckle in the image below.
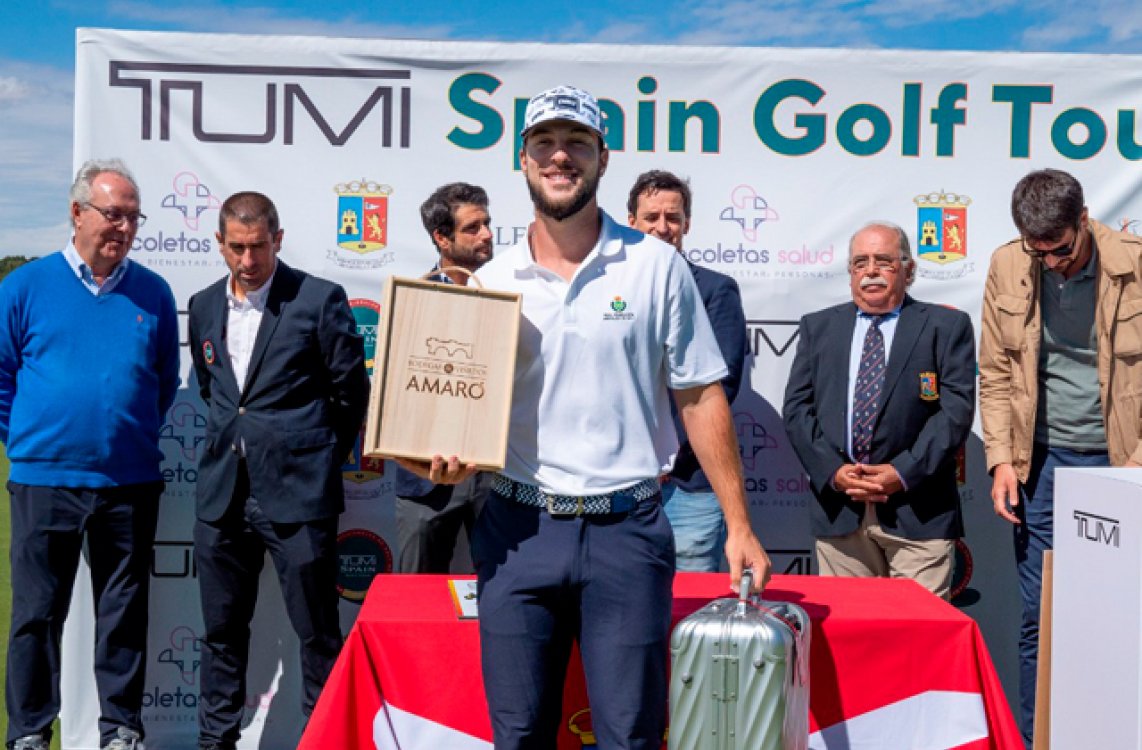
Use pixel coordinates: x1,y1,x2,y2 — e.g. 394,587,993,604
546,494,586,517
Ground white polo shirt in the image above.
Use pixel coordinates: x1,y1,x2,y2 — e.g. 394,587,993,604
476,210,728,496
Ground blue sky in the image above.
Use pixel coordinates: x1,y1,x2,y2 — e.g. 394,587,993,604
2,0,1142,256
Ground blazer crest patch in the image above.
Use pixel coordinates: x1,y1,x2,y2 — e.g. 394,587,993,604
919,371,939,401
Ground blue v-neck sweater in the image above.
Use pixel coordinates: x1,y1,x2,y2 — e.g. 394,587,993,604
0,252,180,487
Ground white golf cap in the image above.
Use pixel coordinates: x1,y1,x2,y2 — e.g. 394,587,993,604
520,85,604,138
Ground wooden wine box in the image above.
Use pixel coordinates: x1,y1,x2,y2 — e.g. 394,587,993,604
363,274,521,470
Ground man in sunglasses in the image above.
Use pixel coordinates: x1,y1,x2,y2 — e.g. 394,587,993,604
0,159,180,750
980,167,1142,749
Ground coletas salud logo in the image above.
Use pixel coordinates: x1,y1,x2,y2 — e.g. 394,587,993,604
686,184,775,272
142,626,200,713
161,171,222,231
697,186,835,280
720,184,780,243
330,179,396,270
132,171,222,268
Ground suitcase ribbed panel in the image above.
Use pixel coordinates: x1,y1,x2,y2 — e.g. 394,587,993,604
669,598,809,750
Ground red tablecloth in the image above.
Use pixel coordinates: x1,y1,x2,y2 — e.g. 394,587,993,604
301,574,1021,749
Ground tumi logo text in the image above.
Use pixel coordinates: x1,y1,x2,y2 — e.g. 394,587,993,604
1074,510,1120,547
109,61,411,148
746,320,800,358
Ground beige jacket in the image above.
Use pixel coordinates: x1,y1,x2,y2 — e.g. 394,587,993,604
979,219,1142,482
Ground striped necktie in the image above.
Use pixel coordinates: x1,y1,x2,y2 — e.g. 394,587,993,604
852,315,886,464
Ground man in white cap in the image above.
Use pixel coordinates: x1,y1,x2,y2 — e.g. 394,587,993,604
399,84,771,749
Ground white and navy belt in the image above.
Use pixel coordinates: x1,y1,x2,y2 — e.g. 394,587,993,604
492,474,660,516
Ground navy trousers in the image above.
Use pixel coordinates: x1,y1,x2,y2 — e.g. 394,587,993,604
472,490,675,750
6,481,162,746
1014,444,1108,749
194,474,341,748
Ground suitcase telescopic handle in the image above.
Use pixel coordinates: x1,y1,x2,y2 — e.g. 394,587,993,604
739,568,754,602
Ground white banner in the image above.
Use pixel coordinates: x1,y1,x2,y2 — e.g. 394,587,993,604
68,27,1142,748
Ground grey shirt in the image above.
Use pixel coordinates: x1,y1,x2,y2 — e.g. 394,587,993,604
1035,245,1107,450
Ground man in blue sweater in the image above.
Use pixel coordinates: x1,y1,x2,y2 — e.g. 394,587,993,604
0,159,180,750
628,170,748,571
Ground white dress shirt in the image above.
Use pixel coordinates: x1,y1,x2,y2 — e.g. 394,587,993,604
225,262,276,393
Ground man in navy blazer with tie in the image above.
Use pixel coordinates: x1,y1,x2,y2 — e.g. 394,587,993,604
187,191,368,750
782,221,975,599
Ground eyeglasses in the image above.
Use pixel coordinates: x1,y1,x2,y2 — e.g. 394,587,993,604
83,202,147,228
1021,226,1080,260
849,255,906,273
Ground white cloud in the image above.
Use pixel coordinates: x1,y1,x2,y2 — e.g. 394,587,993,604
107,0,457,41
671,0,1142,52
1019,0,1142,51
0,77,30,102
553,20,654,45
0,221,72,259
862,0,1020,27
0,60,74,257
676,0,876,47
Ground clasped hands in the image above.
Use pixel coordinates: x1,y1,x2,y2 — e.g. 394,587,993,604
832,462,903,502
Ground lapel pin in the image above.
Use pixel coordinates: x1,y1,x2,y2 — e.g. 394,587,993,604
203,340,216,365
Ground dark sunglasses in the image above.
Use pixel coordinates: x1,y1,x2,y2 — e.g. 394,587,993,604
1021,225,1081,260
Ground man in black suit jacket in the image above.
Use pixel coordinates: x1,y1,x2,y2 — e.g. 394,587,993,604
187,192,368,750
782,221,975,599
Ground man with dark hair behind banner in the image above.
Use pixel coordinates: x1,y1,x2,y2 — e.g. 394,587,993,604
627,169,747,572
188,191,368,750
0,158,180,750
392,182,495,573
783,221,975,600
398,84,771,750
980,167,1142,748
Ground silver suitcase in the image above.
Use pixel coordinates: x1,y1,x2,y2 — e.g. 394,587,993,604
668,571,811,750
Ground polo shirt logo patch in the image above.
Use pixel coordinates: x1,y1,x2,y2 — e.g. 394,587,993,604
604,296,635,321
